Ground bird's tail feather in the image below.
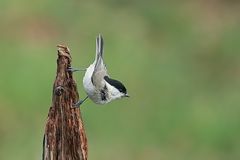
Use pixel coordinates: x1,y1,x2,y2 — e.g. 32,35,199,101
95,34,104,68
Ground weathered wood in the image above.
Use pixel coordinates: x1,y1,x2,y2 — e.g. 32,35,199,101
42,45,87,160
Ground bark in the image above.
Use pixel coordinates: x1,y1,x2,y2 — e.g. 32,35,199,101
42,45,87,160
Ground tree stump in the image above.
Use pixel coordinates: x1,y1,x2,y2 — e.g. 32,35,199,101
42,45,87,160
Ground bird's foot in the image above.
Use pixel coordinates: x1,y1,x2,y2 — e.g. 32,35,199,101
72,100,84,108
72,96,89,108
67,67,86,72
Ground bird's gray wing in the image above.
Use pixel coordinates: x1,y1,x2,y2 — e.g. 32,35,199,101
91,68,107,89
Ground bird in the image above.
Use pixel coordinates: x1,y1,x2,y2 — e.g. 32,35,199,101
72,34,129,107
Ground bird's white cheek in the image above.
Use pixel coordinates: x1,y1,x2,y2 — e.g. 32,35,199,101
109,88,122,100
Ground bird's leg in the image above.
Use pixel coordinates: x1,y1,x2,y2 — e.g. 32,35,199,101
72,96,89,108
67,66,86,72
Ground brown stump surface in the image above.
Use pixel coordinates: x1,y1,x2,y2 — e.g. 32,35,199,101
42,45,87,160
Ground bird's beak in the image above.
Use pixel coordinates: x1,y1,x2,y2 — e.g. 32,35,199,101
124,94,130,98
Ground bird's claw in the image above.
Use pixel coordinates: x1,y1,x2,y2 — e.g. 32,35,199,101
67,67,86,72
72,100,84,108
72,96,88,108
67,67,80,72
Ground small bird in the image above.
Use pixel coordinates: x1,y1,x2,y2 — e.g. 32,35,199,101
73,34,129,106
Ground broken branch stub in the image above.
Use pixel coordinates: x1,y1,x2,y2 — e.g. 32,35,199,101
42,45,87,160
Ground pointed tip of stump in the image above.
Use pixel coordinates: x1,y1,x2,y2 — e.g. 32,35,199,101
57,44,71,60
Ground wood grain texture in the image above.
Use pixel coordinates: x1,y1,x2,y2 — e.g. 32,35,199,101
42,45,87,160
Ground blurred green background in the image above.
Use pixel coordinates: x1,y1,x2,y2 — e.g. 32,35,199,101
1,0,240,159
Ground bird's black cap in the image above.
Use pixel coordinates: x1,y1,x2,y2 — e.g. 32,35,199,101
104,76,127,94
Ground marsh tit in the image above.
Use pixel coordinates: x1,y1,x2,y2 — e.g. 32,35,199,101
73,34,129,106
